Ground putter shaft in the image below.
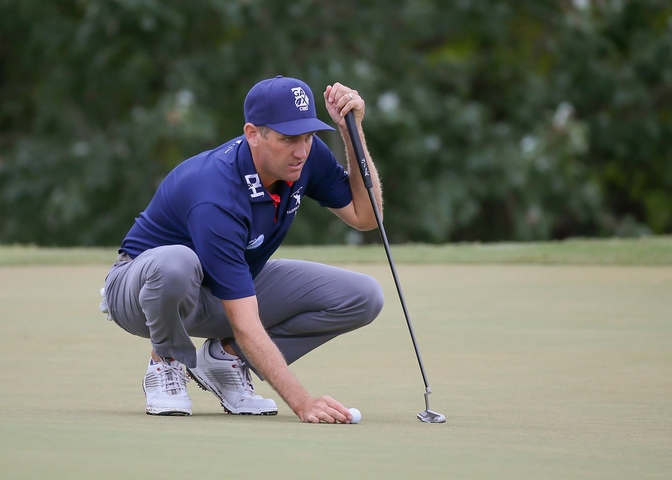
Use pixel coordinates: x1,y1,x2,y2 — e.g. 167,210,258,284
344,111,444,422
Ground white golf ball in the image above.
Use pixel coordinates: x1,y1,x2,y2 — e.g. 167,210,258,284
348,407,361,424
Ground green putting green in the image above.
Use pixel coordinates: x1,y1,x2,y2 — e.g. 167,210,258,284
1,244,670,479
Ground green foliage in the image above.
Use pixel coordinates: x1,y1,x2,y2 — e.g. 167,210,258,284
0,0,670,246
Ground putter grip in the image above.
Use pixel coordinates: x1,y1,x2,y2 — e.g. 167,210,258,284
344,111,374,189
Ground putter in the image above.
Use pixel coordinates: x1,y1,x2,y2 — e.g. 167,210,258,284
344,111,446,424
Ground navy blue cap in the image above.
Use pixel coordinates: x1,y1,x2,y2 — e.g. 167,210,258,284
244,76,335,135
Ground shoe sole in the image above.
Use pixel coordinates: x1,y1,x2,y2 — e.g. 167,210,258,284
145,408,192,416
142,380,192,416
186,368,278,416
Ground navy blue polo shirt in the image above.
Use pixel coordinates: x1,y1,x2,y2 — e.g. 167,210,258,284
120,135,352,300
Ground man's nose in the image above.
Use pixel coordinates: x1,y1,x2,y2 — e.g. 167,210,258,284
294,140,310,158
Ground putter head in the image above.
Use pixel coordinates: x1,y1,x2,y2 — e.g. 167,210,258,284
417,409,446,423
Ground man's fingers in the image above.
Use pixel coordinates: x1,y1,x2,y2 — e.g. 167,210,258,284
306,414,320,424
324,83,364,121
301,396,351,424
320,396,350,423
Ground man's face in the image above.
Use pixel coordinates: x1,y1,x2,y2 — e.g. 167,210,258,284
251,127,315,187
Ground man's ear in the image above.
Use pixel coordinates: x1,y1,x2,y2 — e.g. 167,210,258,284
244,123,260,146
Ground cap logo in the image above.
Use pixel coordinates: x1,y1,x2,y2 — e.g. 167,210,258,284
291,86,310,112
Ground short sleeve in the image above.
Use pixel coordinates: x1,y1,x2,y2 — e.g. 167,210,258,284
186,202,256,300
305,137,353,209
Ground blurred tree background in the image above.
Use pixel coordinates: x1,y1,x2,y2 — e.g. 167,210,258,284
0,0,670,246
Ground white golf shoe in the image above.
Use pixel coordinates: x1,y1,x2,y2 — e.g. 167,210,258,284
187,339,278,415
142,358,192,416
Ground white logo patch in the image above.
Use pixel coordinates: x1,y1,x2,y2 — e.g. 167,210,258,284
291,87,309,112
246,235,265,250
245,174,264,198
224,139,242,154
286,187,303,216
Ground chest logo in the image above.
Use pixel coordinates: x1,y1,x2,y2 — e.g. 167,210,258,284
246,235,265,250
287,187,303,216
245,174,264,198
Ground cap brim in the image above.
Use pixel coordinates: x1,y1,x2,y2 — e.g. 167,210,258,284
266,118,335,136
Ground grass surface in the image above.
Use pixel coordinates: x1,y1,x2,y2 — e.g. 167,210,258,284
1,242,671,478
1,235,672,266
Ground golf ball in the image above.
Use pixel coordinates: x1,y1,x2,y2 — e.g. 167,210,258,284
348,407,361,424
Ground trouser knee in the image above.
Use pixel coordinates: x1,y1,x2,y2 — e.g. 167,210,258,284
363,276,385,325
344,275,385,329
139,245,202,303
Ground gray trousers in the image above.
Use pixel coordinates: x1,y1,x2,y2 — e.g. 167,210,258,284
103,245,384,370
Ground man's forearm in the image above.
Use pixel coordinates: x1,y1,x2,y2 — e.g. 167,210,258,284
238,325,310,412
341,124,383,226
222,297,311,415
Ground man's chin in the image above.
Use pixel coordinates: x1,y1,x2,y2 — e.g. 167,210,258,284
285,168,304,182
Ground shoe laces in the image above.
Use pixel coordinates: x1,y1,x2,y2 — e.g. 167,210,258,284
160,361,190,395
231,358,256,396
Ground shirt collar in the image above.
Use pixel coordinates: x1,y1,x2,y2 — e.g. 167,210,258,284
236,137,294,203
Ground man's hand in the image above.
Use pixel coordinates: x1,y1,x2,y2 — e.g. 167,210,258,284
296,395,353,424
324,82,364,129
